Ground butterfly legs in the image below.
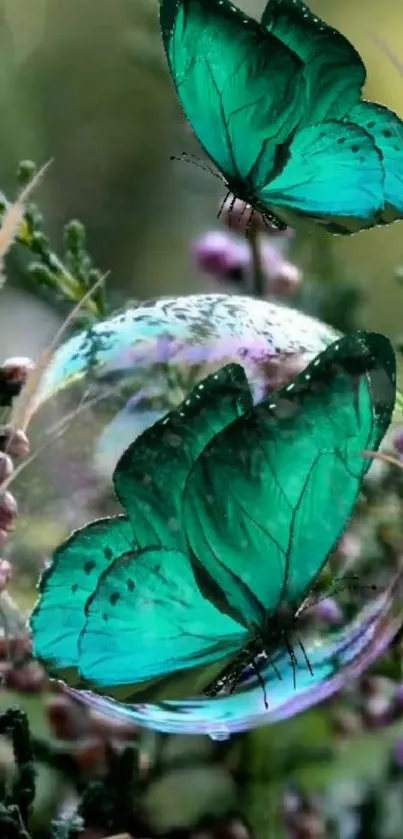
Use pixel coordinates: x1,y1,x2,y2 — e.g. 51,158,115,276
204,655,269,709
280,632,314,690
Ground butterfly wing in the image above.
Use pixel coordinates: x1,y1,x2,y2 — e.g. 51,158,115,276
30,516,133,674
70,573,401,734
183,332,396,621
78,546,247,700
31,366,254,700
261,0,365,122
344,101,403,223
160,0,305,180
113,363,253,550
256,121,384,234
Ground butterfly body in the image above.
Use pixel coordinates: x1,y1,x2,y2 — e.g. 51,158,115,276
222,177,288,231
205,604,299,699
161,0,403,234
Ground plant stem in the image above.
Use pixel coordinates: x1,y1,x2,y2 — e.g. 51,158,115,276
248,225,265,298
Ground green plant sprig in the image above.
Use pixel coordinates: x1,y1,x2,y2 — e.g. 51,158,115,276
0,161,107,321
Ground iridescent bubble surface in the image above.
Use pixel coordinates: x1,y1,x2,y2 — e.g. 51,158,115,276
20,294,403,735
65,582,403,735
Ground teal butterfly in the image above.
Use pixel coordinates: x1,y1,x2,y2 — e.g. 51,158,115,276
161,0,403,234
30,331,396,704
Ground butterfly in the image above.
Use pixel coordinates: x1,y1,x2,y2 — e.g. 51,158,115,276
161,0,403,234
30,330,396,706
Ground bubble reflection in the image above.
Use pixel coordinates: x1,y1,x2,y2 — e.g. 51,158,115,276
65,580,403,735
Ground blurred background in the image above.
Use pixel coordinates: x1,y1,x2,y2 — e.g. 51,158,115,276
0,0,403,357
2,2,403,838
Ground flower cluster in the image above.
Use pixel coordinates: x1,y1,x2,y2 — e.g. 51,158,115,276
192,195,302,298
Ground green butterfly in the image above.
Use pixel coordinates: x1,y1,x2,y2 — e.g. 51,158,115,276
161,0,403,234
30,331,396,704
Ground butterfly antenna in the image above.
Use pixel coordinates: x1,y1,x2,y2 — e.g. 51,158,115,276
251,659,268,710
170,152,224,182
297,575,378,617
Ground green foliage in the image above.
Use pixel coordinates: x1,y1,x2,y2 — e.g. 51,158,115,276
0,161,107,321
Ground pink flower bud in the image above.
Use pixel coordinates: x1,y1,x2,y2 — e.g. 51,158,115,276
1,356,34,384
0,426,30,457
192,231,302,298
0,491,18,531
0,453,13,483
5,660,47,692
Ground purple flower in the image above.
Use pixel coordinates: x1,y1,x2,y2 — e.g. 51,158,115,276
192,231,249,282
311,597,343,625
192,230,302,296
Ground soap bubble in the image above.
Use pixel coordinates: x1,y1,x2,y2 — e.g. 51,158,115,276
12,294,337,562
18,293,403,734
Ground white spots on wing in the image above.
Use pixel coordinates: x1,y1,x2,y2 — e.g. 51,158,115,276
273,397,299,419
168,517,181,532
164,432,182,447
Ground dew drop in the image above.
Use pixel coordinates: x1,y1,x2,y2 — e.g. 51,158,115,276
208,726,230,742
